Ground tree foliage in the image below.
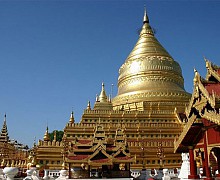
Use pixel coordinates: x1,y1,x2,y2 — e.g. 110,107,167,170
48,130,64,142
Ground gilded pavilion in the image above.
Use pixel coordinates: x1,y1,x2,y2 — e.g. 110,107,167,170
174,59,220,179
35,9,192,177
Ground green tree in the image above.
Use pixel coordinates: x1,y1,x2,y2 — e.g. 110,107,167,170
49,130,64,142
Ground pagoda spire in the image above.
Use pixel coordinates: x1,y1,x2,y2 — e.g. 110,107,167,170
87,101,91,110
99,82,108,102
95,94,99,102
43,126,50,142
139,7,154,36
143,6,149,24
0,113,9,143
93,82,113,110
69,111,74,124
53,130,57,142
113,7,191,107
33,137,36,147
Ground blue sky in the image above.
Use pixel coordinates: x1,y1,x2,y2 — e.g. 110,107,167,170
0,0,219,147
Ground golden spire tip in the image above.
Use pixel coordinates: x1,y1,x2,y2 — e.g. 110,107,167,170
143,5,149,24
193,68,197,73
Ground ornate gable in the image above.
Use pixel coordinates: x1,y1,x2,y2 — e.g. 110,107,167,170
88,148,112,166
174,59,220,153
205,58,220,83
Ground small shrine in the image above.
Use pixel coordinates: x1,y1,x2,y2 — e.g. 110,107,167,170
63,122,134,178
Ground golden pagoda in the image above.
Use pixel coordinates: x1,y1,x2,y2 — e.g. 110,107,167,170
35,8,191,177
113,8,190,109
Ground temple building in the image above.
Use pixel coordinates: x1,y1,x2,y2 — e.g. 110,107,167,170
0,114,29,170
35,9,192,177
174,59,220,179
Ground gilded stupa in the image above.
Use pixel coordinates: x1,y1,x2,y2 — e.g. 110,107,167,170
113,9,190,110
35,8,192,176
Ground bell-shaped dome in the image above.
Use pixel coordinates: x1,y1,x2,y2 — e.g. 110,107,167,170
113,9,190,107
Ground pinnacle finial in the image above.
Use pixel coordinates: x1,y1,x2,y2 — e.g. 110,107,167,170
143,6,149,24
194,68,197,73
4,113,6,122
69,111,74,123
87,101,91,110
99,82,108,102
33,136,36,147
44,125,50,141
53,130,57,142
96,94,99,102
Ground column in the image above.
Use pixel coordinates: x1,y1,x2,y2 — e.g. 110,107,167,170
88,165,90,178
203,131,214,180
68,163,71,179
188,146,199,179
217,149,220,177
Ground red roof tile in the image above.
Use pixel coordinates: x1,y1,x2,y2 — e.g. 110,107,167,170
68,155,89,160
115,156,132,160
78,139,92,144
204,83,220,97
106,146,115,150
91,158,110,163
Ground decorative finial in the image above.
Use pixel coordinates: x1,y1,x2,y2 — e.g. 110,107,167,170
110,83,114,102
43,125,50,141
33,136,36,147
108,94,111,103
4,113,6,122
53,130,57,142
87,101,91,110
143,6,149,24
193,68,197,73
193,68,199,85
96,94,99,102
99,82,108,102
69,111,74,123
204,56,211,69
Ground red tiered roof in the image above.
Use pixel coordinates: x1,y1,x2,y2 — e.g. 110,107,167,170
204,83,220,97
68,154,89,160
91,158,110,163
107,146,116,150
78,139,92,144
115,156,132,160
